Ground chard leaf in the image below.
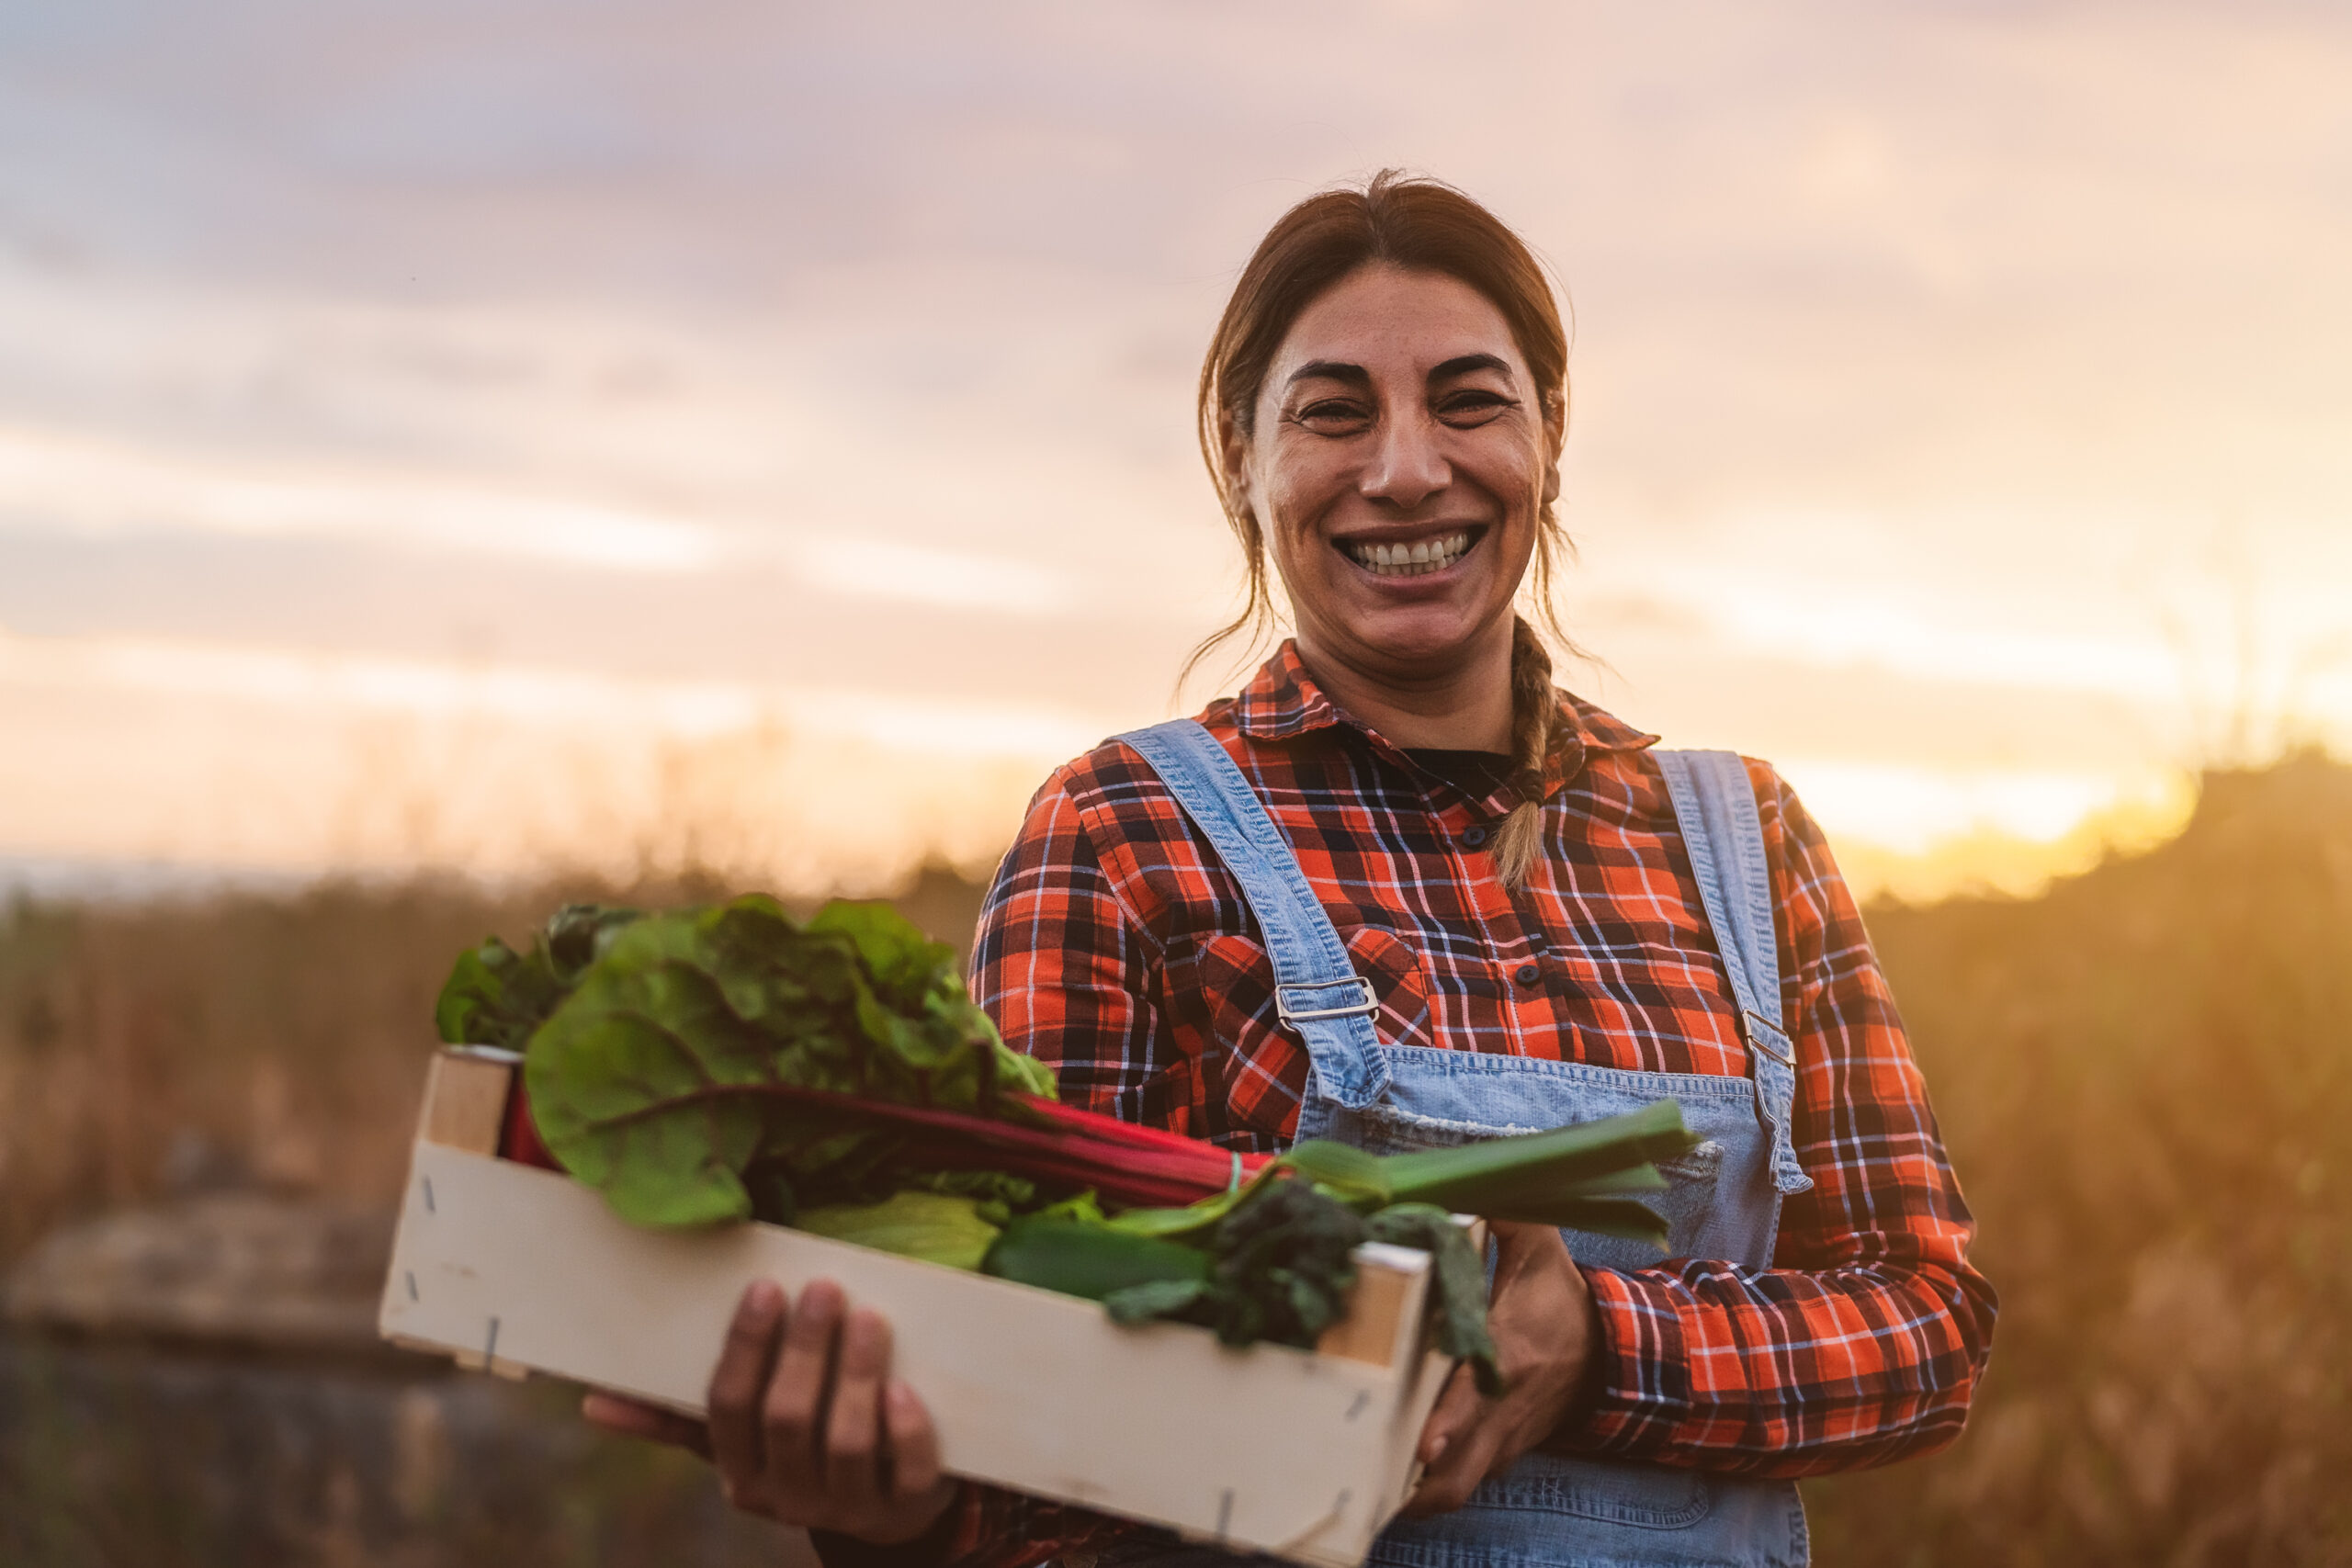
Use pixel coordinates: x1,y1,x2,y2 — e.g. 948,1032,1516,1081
435,903,646,1050
983,1215,1213,1300
522,896,1053,1228
1103,1187,1244,1240
542,902,647,983
795,1191,1004,1271
810,900,957,1001
897,1168,1039,1215
1102,1276,1213,1324
433,938,544,1049
521,960,775,1227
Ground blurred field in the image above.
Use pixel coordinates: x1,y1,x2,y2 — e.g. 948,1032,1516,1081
4,756,2349,1564
1808,750,2352,1565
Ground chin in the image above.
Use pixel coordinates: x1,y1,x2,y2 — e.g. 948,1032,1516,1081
1343,612,1490,673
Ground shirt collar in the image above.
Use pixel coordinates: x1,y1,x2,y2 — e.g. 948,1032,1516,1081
1231,638,1658,798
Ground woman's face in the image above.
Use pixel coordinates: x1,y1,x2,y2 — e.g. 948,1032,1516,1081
1230,262,1559,688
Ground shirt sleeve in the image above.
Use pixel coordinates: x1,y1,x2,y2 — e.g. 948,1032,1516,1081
1559,761,1999,1475
932,771,1168,1568
967,766,1182,1127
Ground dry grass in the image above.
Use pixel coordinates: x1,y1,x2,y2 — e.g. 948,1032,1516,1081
3,759,2348,1562
0,864,988,1267
1806,750,2352,1564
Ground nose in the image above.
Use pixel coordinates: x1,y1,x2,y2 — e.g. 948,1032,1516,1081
1359,410,1449,511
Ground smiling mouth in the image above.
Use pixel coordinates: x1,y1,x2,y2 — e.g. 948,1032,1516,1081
1338,527,1484,579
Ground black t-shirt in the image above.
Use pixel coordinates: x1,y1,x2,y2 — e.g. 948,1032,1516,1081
1404,747,1516,802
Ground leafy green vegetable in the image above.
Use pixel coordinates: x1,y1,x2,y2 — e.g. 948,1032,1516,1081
1102,1101,1697,1253
795,1190,1006,1271
984,1214,1213,1302
1364,1202,1501,1394
1092,1181,1503,1393
1067,1105,1702,1386
516,895,1056,1228
896,1168,1041,1211
1177,1178,1369,1348
434,902,644,1049
435,896,1699,1380
1373,1100,1699,1232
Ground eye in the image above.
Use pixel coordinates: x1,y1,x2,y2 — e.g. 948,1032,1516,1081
1436,390,1515,427
1289,399,1374,436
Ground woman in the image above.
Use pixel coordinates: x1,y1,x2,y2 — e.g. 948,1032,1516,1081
589,172,1996,1568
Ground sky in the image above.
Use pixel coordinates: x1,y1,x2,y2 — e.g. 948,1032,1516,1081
1,0,2348,899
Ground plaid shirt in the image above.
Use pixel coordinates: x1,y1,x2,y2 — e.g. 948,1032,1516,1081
935,641,1995,1568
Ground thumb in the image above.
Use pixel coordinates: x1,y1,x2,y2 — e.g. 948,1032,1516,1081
1413,1360,1481,1465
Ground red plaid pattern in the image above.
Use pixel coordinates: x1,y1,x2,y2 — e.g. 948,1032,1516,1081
935,642,1994,1567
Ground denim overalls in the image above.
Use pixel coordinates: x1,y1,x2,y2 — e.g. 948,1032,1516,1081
1109,720,1815,1568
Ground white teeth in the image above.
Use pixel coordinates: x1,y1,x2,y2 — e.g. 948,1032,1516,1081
1344,531,1479,577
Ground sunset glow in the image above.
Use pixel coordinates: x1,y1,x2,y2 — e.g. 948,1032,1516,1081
2,3,2347,901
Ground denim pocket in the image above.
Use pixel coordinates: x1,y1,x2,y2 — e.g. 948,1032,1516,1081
1564,1138,1724,1273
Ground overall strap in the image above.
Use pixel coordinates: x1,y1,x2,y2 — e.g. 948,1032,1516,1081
1115,719,1390,1111
1654,750,1814,1196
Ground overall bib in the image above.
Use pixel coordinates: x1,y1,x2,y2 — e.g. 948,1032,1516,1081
1110,720,1815,1568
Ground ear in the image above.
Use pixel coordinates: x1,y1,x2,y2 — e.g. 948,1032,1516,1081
1539,396,1566,506
1219,408,1256,523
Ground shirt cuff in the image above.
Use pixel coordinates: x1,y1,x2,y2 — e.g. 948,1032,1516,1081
1545,1264,1686,1460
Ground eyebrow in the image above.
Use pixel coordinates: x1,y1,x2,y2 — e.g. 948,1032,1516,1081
1287,359,1370,389
1284,353,1517,389
1431,353,1514,382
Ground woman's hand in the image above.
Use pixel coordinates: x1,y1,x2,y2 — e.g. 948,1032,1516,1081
1403,1220,1602,1517
582,1278,960,1545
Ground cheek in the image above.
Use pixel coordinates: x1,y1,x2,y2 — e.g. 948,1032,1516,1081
1253,455,1348,552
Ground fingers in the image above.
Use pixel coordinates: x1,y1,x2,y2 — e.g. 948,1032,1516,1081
883,1381,944,1505
1404,1427,1491,1517
1408,1352,1525,1517
676,1277,954,1543
707,1280,788,1495
582,1391,713,1459
1415,1360,1480,1466
761,1277,847,1501
1406,1362,1494,1517
821,1309,891,1514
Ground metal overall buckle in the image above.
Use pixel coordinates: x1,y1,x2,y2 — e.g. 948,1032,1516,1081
1742,1010,1795,1066
1275,976,1380,1025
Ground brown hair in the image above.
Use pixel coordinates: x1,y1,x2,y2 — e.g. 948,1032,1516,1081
1193,169,1574,887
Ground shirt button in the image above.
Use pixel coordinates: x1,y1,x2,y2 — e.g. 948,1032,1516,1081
1514,963,1543,987
1459,825,1489,848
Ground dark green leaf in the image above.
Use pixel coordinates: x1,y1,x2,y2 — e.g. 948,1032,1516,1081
432,905,646,1049
1378,1100,1700,1224
1365,1202,1503,1395
1553,1196,1676,1247
982,1215,1213,1300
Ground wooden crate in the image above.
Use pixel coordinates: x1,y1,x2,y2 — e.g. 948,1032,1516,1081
379,1050,1459,1567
